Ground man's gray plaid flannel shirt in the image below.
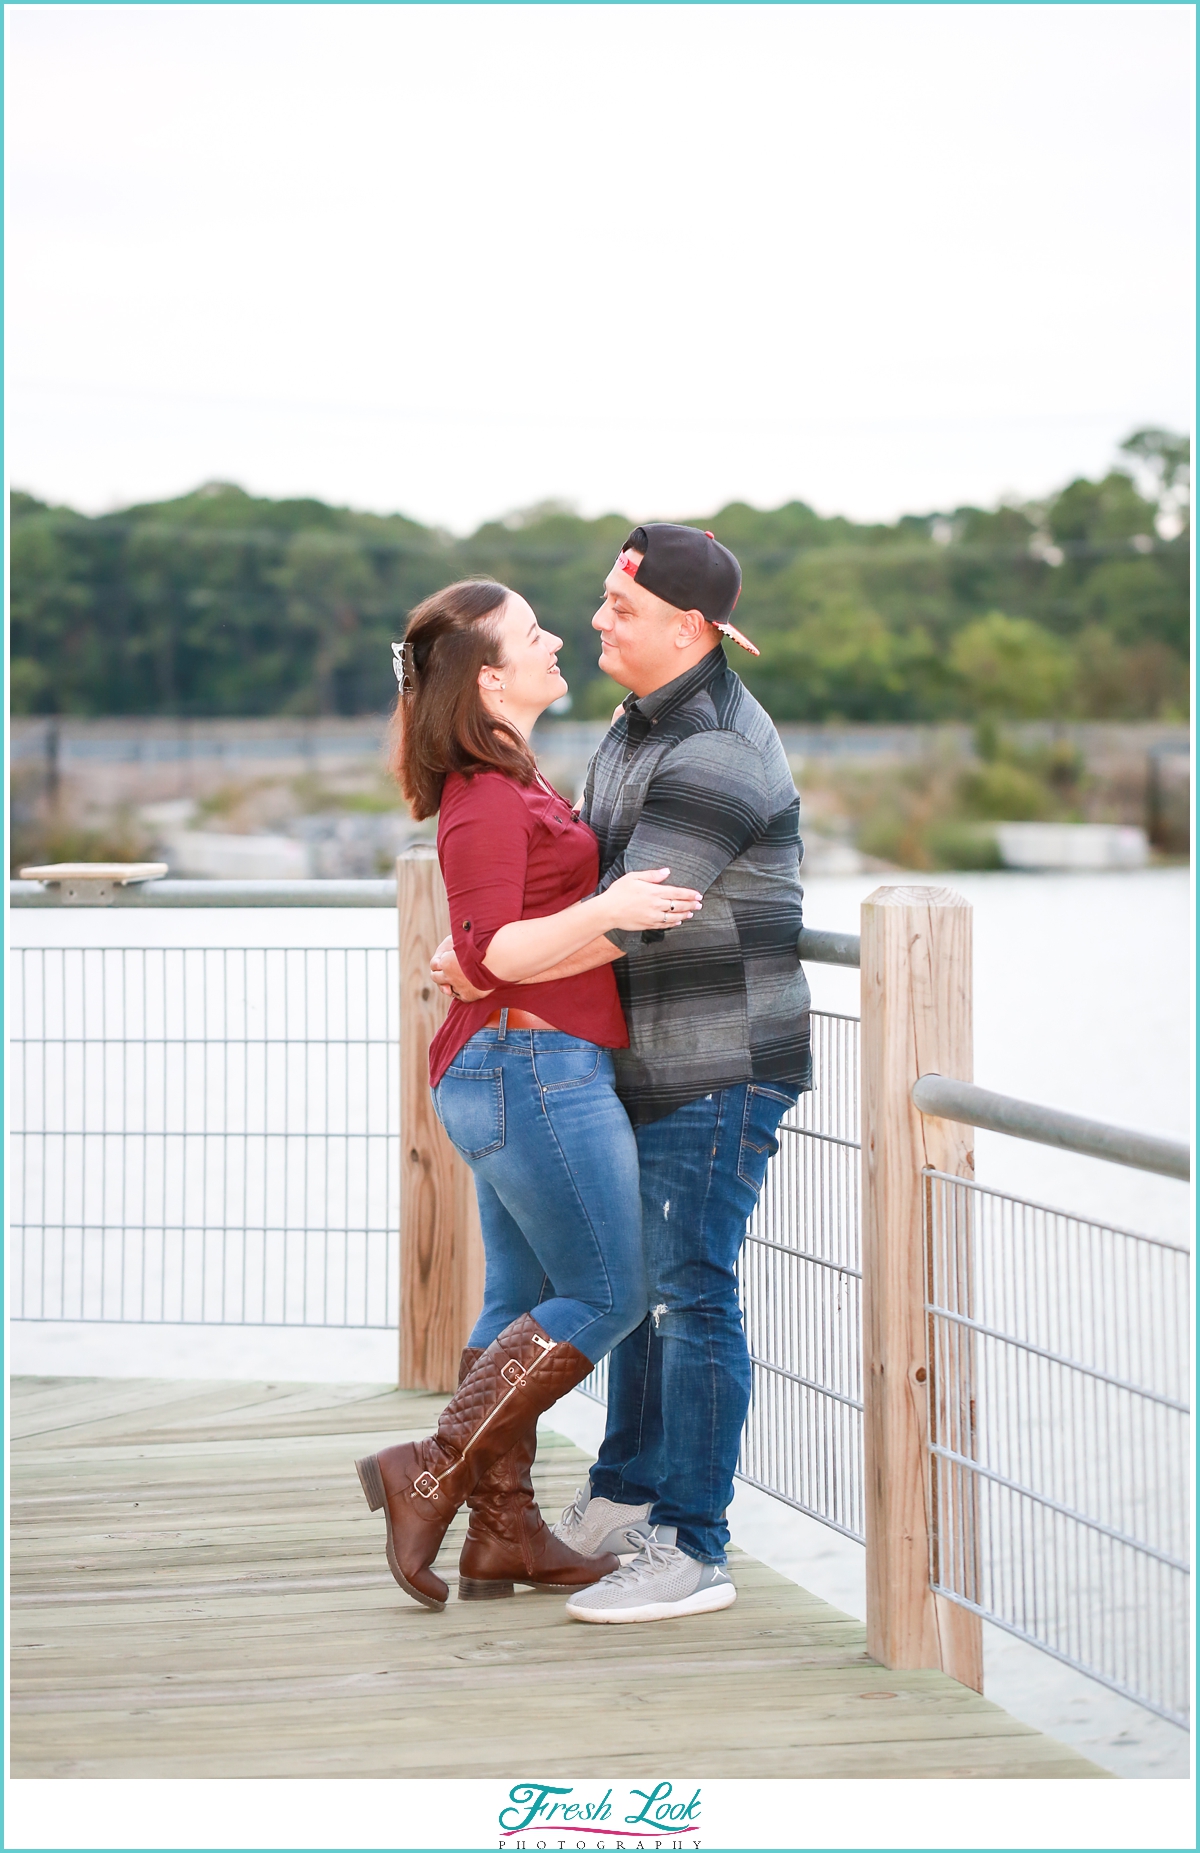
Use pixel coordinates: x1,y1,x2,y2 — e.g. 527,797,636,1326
580,645,812,1125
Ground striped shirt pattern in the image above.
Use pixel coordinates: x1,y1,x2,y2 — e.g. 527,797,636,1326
581,646,812,1124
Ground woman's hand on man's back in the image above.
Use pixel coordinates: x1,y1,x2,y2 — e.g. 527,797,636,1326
600,869,703,933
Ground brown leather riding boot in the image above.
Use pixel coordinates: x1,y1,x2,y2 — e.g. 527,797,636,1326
354,1313,597,1611
454,1347,618,1600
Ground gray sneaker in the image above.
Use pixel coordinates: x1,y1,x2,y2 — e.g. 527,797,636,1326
564,1526,736,1624
552,1485,652,1562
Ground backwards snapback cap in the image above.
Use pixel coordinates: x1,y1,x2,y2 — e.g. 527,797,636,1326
617,523,759,656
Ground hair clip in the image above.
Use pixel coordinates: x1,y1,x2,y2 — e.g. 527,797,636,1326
392,640,413,692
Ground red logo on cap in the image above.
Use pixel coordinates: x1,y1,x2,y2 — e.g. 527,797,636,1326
616,550,639,578
704,531,714,539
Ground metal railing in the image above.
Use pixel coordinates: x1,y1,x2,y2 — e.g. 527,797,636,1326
912,1073,1190,1182
739,1012,863,1538
10,878,398,908
924,1170,1190,1727
10,941,399,1328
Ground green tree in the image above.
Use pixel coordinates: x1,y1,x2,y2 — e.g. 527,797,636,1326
8,431,1190,722
949,612,1073,718
1120,427,1190,498
270,532,378,715
1046,471,1157,547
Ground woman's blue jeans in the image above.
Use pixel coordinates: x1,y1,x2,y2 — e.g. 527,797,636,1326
588,1082,799,1563
432,1027,647,1367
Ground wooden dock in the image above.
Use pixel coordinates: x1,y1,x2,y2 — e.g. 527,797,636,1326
10,1376,1107,1779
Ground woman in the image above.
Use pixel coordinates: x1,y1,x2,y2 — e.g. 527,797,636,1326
354,579,701,1611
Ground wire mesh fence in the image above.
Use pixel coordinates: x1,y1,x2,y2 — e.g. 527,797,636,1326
10,945,400,1328
739,1012,863,1537
924,1168,1191,1728
580,1010,865,1541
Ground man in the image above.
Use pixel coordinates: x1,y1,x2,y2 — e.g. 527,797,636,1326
435,524,812,1624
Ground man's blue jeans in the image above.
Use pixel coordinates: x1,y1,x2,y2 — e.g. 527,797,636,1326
588,1082,798,1562
433,1028,647,1366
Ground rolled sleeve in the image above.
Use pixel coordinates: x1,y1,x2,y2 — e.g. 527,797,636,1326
440,780,534,988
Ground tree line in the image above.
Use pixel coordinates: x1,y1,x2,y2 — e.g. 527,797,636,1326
10,428,1188,723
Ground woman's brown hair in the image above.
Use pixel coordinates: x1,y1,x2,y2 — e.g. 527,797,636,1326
387,579,537,819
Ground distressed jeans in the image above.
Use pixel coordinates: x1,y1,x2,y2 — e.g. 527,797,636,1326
433,1027,647,1366
588,1082,798,1562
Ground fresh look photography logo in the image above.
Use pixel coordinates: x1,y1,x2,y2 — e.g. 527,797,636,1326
498,1781,702,1847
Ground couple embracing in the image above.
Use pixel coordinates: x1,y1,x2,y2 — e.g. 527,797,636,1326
355,524,812,1625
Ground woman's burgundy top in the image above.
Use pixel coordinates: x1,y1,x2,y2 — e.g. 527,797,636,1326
428,767,628,1088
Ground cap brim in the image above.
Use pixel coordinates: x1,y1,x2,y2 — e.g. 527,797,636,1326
711,619,760,657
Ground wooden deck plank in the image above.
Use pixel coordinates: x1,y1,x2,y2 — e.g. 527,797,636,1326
11,1374,286,1431
14,1378,444,1449
14,1380,409,1448
10,1376,1109,1781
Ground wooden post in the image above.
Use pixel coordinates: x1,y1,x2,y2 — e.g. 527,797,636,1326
397,847,485,1392
860,884,983,1693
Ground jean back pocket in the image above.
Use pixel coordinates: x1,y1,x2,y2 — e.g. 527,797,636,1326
533,1039,604,1092
434,1066,505,1159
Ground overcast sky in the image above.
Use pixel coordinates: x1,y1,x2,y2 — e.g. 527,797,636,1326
7,3,1194,532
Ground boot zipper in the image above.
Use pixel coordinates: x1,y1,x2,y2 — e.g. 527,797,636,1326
415,1335,560,1496
465,1335,558,1453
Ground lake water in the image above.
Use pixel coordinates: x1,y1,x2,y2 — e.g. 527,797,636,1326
8,868,1191,1775
801,867,1191,1246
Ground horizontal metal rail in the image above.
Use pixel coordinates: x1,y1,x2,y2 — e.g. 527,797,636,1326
749,1352,865,1414
10,879,398,909
928,1586,1190,1731
796,926,861,967
929,1442,1191,1573
912,1073,1190,1182
931,1301,1190,1413
9,882,866,970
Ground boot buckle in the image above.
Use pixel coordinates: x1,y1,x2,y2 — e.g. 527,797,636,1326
412,1470,440,1499
501,1359,528,1387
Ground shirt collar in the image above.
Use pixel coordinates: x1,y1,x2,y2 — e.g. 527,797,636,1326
622,644,727,725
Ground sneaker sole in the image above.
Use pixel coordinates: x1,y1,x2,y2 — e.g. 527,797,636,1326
565,1581,737,1624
